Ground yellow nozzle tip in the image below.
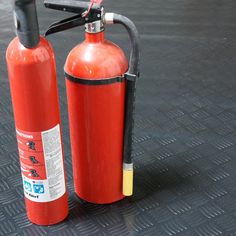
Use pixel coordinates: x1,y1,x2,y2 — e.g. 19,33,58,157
122,168,133,196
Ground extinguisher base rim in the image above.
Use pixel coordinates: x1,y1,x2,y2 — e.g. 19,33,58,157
74,193,125,205
27,213,69,226
25,193,69,226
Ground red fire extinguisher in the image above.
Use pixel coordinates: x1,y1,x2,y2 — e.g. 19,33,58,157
6,0,68,225
45,0,140,203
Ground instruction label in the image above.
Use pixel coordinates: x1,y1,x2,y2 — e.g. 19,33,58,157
16,125,66,202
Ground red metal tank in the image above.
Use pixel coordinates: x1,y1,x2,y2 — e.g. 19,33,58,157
6,36,68,225
65,32,128,203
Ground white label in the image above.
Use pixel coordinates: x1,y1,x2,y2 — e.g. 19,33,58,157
19,125,66,203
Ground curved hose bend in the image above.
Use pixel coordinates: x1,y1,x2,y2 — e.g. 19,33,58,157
112,13,140,76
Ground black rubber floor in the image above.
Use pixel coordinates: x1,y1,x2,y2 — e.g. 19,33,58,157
1,0,236,235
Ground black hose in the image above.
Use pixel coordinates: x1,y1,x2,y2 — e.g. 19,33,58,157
112,14,140,165
14,0,40,48
122,79,136,164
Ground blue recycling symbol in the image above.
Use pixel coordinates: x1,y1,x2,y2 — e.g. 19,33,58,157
33,184,44,194
24,180,32,192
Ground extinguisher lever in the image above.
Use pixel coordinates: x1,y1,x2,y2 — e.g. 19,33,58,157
44,0,101,14
45,14,86,36
105,13,140,197
44,0,102,36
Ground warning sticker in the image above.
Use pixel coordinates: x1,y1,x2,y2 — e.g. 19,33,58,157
16,125,66,202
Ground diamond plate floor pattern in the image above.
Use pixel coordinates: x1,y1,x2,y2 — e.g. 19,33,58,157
1,0,236,235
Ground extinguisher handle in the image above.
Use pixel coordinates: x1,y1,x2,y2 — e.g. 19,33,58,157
44,0,102,36
44,0,101,15
13,0,40,48
45,14,87,36
105,13,140,196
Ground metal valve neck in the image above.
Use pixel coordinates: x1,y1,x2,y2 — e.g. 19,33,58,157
85,20,104,33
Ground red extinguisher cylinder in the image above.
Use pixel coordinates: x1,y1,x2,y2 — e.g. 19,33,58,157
65,32,128,203
6,0,68,225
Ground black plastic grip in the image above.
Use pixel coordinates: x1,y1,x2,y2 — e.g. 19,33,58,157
14,0,40,48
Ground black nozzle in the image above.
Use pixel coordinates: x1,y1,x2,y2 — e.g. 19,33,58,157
14,0,40,48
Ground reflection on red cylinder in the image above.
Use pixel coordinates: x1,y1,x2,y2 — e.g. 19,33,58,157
6,36,68,225
65,32,128,204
